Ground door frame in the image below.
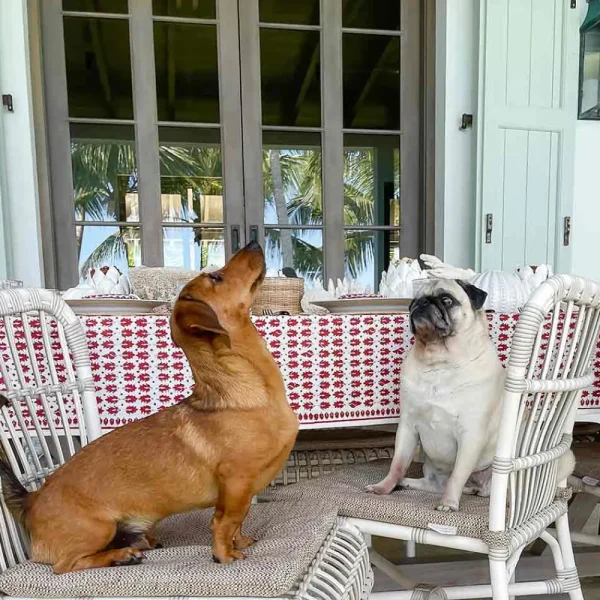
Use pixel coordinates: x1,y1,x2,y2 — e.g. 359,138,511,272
35,0,436,288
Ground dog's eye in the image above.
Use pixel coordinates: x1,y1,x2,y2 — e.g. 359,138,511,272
441,295,453,306
208,272,223,283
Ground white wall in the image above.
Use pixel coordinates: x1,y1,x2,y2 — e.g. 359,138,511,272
435,0,479,269
0,0,44,286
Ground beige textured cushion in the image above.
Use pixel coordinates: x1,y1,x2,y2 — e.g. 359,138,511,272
129,267,199,301
265,460,491,539
0,499,337,598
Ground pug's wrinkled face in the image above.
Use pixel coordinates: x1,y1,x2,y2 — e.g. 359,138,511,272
409,279,487,344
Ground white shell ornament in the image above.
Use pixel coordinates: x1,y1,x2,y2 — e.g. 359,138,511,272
470,271,530,313
418,255,553,313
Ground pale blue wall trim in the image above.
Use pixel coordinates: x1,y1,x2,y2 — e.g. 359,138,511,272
0,0,44,286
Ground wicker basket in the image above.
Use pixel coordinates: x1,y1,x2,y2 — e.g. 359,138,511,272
252,277,304,315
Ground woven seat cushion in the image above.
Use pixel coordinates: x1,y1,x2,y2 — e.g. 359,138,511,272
265,460,491,539
0,499,338,598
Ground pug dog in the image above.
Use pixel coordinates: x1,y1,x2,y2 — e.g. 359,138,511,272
366,279,505,511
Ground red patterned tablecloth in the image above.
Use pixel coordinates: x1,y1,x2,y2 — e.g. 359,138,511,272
1,312,599,431
80,312,600,430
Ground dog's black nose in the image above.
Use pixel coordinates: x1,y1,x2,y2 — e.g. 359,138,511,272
245,241,262,252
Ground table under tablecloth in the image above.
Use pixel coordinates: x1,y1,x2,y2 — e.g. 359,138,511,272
76,312,600,430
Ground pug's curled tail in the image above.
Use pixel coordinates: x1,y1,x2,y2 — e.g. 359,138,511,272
0,458,29,523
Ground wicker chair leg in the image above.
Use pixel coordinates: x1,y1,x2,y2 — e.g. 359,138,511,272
489,558,510,600
555,513,584,600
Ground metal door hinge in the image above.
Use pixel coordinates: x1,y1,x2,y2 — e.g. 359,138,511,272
1,94,13,112
563,216,571,246
485,213,493,244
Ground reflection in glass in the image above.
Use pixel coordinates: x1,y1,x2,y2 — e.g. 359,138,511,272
263,132,322,226
159,128,223,224
154,23,219,122
63,0,128,13
265,228,323,284
70,123,137,224
77,226,140,280
163,227,225,269
345,229,400,291
342,34,400,130
64,17,133,119
152,0,216,19
342,0,400,31
259,0,319,26
260,29,321,127
343,134,400,226
580,27,600,118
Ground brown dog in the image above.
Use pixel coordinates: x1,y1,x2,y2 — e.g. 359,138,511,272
0,242,299,573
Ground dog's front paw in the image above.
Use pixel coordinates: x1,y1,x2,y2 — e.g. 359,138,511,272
365,480,395,495
435,501,459,512
212,549,246,564
234,535,256,550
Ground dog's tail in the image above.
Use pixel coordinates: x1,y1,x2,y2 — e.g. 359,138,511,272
0,456,29,523
0,458,29,523
0,394,30,523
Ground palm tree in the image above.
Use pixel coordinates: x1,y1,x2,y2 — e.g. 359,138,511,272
263,145,381,282
267,149,294,270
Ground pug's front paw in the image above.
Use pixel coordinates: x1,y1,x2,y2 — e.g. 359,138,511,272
365,480,395,495
436,499,459,512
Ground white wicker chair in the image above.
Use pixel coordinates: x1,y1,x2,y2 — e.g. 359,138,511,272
0,288,103,569
0,288,372,600
265,275,600,599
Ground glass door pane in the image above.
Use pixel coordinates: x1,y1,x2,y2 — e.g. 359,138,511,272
150,1,248,269
240,0,324,283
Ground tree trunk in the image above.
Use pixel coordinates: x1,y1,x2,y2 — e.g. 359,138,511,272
75,210,85,260
269,149,294,270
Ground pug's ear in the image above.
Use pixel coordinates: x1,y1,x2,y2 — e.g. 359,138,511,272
456,280,487,311
174,298,230,345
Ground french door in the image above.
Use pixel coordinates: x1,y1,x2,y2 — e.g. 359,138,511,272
42,0,421,290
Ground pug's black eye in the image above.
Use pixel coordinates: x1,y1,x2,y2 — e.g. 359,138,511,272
441,295,453,306
208,272,223,283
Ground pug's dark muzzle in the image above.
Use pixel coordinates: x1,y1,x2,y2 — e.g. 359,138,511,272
410,298,452,342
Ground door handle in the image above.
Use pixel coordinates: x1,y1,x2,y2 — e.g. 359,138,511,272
230,225,240,254
249,225,260,244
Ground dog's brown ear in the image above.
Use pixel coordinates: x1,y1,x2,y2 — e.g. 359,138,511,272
174,299,229,343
